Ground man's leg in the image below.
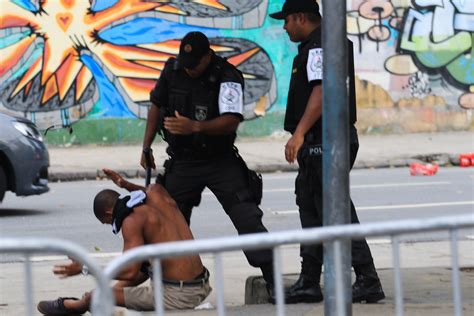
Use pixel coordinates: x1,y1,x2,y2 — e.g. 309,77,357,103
285,151,324,303
349,142,385,303
163,160,205,225
208,156,274,291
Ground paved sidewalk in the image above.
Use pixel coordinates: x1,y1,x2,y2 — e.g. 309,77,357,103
1,240,473,315
47,131,473,181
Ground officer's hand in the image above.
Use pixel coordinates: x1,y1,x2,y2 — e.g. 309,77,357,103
164,111,198,135
53,259,82,279
285,134,304,163
103,168,126,188
140,151,156,170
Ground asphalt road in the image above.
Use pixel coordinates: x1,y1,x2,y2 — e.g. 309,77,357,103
0,167,473,262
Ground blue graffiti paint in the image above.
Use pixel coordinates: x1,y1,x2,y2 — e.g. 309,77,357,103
99,17,220,45
0,30,30,49
4,45,43,87
81,54,136,118
11,0,37,12
91,0,119,12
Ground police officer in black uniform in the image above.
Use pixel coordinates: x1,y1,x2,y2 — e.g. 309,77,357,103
270,0,385,304
141,31,274,296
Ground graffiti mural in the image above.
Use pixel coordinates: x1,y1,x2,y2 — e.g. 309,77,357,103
0,0,276,129
348,0,473,111
0,0,471,139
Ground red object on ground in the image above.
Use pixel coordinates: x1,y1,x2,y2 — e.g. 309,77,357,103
409,163,439,176
459,153,474,167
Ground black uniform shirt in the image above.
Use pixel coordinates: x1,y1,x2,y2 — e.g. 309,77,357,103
150,53,244,157
284,26,357,144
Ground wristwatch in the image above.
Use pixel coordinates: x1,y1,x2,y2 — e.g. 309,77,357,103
81,264,89,276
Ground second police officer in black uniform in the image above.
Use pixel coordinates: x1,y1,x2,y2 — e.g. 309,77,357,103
141,31,274,297
270,0,385,304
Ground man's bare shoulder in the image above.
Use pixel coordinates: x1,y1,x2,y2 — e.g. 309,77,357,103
146,184,177,208
121,210,147,234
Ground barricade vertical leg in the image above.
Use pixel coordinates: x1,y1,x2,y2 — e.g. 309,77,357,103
273,247,285,316
392,236,404,316
214,253,226,316
24,254,34,316
152,259,165,316
450,229,462,316
334,240,345,316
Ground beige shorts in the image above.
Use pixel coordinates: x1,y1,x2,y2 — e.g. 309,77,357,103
123,277,212,311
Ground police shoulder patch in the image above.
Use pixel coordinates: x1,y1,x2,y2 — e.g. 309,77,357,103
307,48,323,82
218,81,243,115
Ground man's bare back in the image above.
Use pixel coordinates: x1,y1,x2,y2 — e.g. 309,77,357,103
122,184,203,281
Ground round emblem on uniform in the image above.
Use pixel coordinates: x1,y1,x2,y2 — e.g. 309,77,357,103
184,44,193,53
221,86,239,105
310,54,322,73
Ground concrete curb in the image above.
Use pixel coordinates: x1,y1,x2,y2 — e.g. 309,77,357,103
48,153,466,182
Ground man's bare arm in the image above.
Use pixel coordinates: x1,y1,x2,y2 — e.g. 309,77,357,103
140,105,160,170
103,168,145,192
285,85,322,163
164,112,240,135
114,217,146,281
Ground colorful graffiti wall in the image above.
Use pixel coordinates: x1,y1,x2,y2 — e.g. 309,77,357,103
347,0,473,132
0,0,472,143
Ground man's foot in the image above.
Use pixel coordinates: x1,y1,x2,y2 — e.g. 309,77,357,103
352,275,385,303
284,274,323,304
37,297,86,315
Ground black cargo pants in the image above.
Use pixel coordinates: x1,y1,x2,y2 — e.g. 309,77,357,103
295,141,374,267
159,153,273,268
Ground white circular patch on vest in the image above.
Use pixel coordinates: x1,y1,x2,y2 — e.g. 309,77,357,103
307,48,323,82
218,82,243,114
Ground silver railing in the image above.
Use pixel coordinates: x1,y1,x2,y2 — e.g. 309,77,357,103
99,214,474,316
0,238,114,316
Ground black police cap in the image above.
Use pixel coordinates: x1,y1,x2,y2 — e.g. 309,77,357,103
178,31,210,69
269,0,321,20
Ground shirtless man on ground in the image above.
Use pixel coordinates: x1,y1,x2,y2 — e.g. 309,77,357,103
37,169,211,314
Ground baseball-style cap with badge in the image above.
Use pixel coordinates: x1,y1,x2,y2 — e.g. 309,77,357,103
178,31,211,69
269,0,320,20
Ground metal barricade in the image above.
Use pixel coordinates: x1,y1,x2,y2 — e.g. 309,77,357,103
100,214,474,316
0,238,113,316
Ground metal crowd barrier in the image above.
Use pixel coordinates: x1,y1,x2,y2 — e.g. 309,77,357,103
1,215,472,315
99,214,474,316
0,238,114,316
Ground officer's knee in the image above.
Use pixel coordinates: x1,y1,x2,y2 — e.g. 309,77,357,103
226,202,266,234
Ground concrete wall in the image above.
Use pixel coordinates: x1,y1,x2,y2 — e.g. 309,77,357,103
0,0,472,144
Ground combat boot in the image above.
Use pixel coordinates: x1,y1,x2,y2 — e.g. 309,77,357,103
352,262,385,303
260,264,276,303
284,261,323,304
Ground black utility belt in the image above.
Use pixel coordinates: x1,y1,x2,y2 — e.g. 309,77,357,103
303,144,323,156
170,150,233,161
162,268,209,287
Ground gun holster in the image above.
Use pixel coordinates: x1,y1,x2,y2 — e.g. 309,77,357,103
233,147,263,205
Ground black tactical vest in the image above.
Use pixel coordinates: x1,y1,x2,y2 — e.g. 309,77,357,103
158,55,241,159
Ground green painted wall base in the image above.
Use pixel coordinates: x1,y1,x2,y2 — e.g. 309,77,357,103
43,113,286,146
43,109,473,146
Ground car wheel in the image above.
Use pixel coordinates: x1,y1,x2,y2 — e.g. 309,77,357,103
0,165,6,202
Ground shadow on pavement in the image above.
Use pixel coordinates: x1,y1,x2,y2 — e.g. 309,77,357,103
0,208,50,217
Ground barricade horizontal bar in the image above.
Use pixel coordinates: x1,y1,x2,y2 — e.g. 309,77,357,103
0,238,114,316
104,215,474,279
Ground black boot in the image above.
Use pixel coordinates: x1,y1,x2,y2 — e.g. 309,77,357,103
260,264,275,303
352,262,385,303
284,261,323,304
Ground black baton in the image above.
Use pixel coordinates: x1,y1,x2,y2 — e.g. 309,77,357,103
143,148,152,187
